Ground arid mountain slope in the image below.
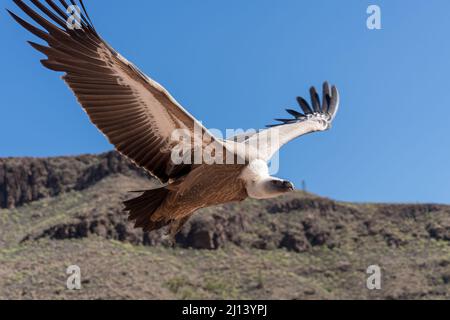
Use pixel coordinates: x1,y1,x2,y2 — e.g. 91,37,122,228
0,152,449,299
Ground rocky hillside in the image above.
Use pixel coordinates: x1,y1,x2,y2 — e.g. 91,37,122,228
0,152,449,299
0,151,151,209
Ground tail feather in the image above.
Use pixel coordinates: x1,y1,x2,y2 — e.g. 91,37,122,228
123,187,170,232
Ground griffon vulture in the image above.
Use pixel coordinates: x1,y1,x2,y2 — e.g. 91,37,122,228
9,0,340,238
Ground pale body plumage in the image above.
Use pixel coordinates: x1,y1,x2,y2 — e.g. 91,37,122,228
240,160,282,199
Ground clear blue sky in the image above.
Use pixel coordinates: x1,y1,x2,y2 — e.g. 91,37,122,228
1,0,449,204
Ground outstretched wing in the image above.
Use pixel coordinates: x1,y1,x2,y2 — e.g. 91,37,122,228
9,0,220,182
243,82,340,161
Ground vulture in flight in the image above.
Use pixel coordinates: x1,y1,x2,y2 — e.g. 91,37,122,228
9,0,340,238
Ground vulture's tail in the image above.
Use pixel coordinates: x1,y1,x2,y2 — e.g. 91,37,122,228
123,187,170,232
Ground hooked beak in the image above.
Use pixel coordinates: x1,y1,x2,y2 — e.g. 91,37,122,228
283,181,295,191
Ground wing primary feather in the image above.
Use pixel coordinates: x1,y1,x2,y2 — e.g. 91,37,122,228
257,82,340,162
7,9,50,42
79,0,95,29
29,0,67,29
31,0,96,52
68,0,92,30
296,96,313,114
326,94,332,108
45,0,69,20
322,82,331,113
53,0,89,33
59,1,71,11
310,87,321,113
275,119,297,124
10,0,220,183
27,40,53,56
328,86,340,119
13,0,69,39
286,109,305,118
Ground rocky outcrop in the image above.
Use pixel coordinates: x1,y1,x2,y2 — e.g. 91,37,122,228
176,211,248,249
0,151,148,209
23,206,250,250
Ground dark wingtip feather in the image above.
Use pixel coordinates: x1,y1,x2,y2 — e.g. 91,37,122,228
322,82,331,113
328,85,339,117
269,81,339,129
286,108,305,118
310,86,321,113
79,0,96,30
27,40,50,56
7,8,21,23
6,8,21,26
274,119,297,126
68,0,95,31
30,0,67,29
296,96,313,115
7,8,50,41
